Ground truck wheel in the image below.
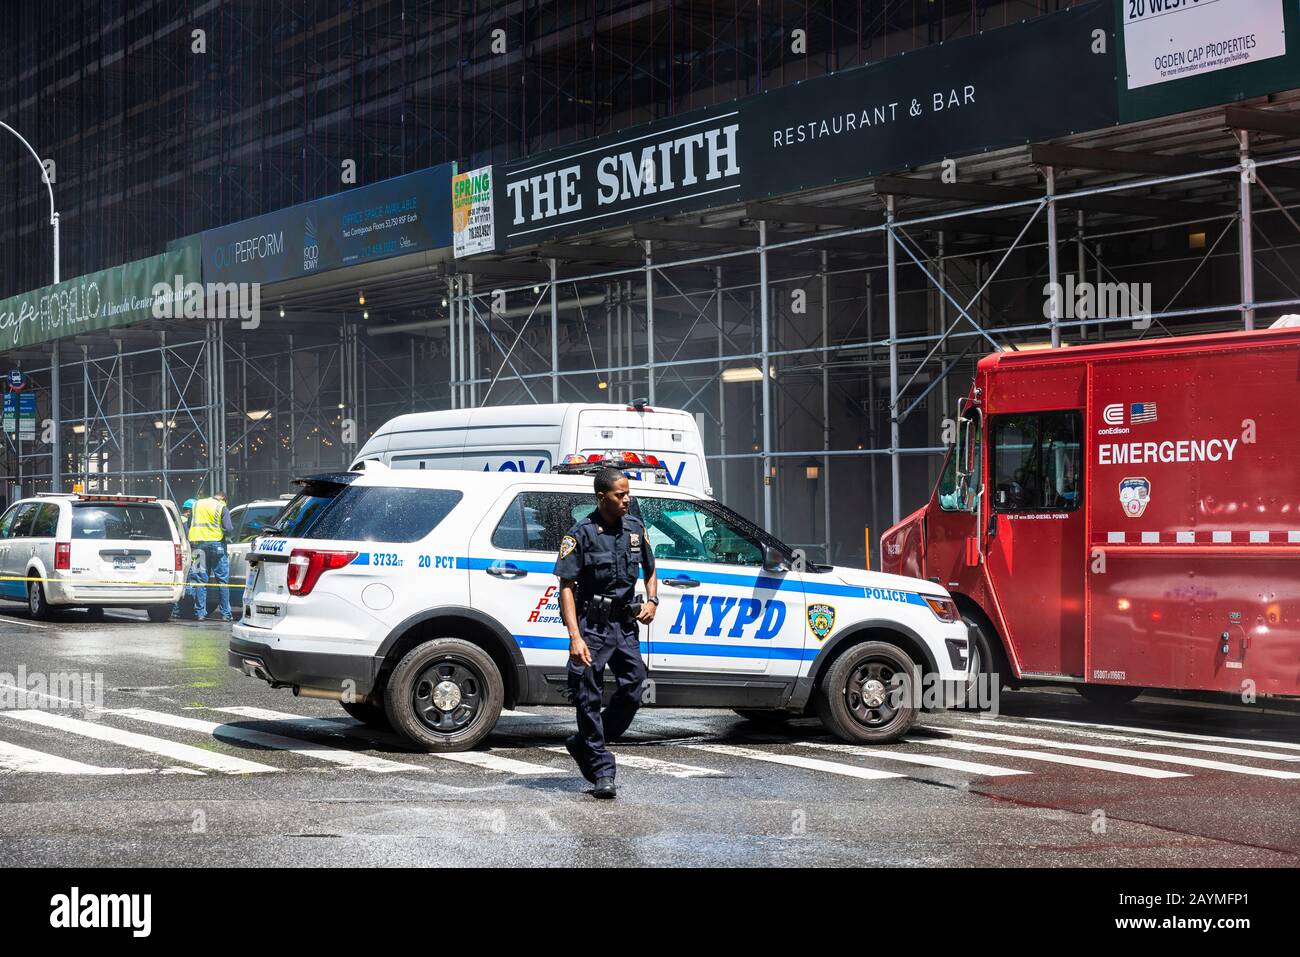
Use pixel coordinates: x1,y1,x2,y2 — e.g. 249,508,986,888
814,641,918,744
27,581,51,621
732,709,793,727
384,638,503,752
340,698,391,730
1076,684,1144,708
961,615,1002,709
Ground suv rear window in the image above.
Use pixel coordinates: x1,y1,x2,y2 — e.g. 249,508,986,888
299,486,462,543
73,504,174,541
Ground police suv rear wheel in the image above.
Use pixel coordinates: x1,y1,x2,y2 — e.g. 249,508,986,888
385,638,504,752
815,641,917,744
340,698,391,730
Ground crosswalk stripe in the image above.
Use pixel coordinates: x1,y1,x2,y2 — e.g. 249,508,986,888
0,738,200,775
797,741,1030,777
685,743,903,780
961,716,1300,763
925,726,1300,780
904,736,1188,778
0,710,277,774
1023,716,1300,753
106,708,424,773
209,706,560,776
540,746,723,778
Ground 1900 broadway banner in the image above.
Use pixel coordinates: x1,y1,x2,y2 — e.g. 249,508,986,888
201,164,453,286
0,242,201,352
493,3,1116,249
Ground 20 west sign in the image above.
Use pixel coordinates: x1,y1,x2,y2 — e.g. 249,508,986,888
1121,0,1287,91
491,3,1116,250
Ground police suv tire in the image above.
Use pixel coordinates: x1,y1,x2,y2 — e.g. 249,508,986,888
340,698,391,730
1075,684,1144,708
732,709,793,726
145,606,170,624
815,641,918,744
384,638,504,752
27,580,51,621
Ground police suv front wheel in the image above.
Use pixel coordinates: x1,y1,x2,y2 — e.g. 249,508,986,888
384,638,504,752
814,641,918,744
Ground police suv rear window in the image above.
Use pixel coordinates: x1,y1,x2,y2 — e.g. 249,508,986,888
299,486,462,543
492,492,590,551
72,503,173,541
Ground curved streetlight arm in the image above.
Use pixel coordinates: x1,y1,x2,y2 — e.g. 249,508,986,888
0,119,59,283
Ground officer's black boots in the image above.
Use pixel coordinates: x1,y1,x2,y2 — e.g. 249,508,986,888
593,776,617,799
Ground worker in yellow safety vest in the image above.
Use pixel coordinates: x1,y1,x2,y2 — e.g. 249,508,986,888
188,492,234,622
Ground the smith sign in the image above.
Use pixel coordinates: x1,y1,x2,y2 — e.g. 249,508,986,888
497,110,742,244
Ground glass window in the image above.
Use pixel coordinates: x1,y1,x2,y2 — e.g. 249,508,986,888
72,504,174,541
991,412,1082,513
8,503,40,539
300,486,462,543
492,492,592,552
637,496,767,567
0,505,22,539
29,504,60,539
938,417,982,513
237,505,283,543
268,486,340,538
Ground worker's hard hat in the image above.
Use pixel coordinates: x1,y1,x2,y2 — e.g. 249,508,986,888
182,498,197,510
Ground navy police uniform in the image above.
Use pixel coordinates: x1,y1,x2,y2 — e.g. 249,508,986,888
553,509,655,781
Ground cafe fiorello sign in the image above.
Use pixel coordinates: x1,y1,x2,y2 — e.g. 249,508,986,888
0,242,200,352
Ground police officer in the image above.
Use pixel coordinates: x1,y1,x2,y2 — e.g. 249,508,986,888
554,468,658,799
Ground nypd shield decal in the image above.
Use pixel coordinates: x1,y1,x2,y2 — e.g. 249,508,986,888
807,603,836,640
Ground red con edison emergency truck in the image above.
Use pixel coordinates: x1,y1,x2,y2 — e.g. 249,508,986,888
880,325,1300,706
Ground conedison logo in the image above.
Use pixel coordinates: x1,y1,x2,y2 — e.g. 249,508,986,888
151,274,261,329
49,887,151,938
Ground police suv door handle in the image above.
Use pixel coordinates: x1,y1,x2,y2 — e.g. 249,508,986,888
663,575,700,588
486,563,527,579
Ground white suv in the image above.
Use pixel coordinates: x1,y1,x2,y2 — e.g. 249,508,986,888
0,493,185,621
230,466,970,750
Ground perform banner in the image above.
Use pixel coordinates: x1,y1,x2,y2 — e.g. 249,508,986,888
0,242,201,353
492,3,1117,249
201,164,453,286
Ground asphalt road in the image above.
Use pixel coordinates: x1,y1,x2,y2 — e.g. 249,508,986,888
1,606,1298,867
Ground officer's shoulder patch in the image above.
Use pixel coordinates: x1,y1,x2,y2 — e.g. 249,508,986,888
558,535,578,559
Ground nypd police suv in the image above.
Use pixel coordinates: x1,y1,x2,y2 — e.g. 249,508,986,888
229,460,970,751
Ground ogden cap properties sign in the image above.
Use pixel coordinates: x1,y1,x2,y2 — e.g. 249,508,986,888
491,2,1116,250
201,163,453,285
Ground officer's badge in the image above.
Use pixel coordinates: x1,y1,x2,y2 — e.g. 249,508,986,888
807,604,836,641
559,535,577,559
629,533,641,549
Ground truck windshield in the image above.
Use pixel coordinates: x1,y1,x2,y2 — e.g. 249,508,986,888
991,411,1082,512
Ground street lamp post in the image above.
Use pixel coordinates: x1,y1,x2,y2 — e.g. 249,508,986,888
0,120,59,284
0,120,61,498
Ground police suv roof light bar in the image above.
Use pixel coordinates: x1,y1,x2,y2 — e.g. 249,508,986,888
552,451,670,481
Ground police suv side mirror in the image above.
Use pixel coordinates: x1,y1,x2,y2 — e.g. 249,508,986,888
763,545,790,573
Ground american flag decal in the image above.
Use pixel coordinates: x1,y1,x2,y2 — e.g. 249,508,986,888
1129,401,1157,424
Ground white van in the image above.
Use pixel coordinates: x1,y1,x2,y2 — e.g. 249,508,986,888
0,492,185,621
350,402,712,495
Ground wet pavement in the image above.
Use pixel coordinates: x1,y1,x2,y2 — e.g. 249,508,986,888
1,605,1298,867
